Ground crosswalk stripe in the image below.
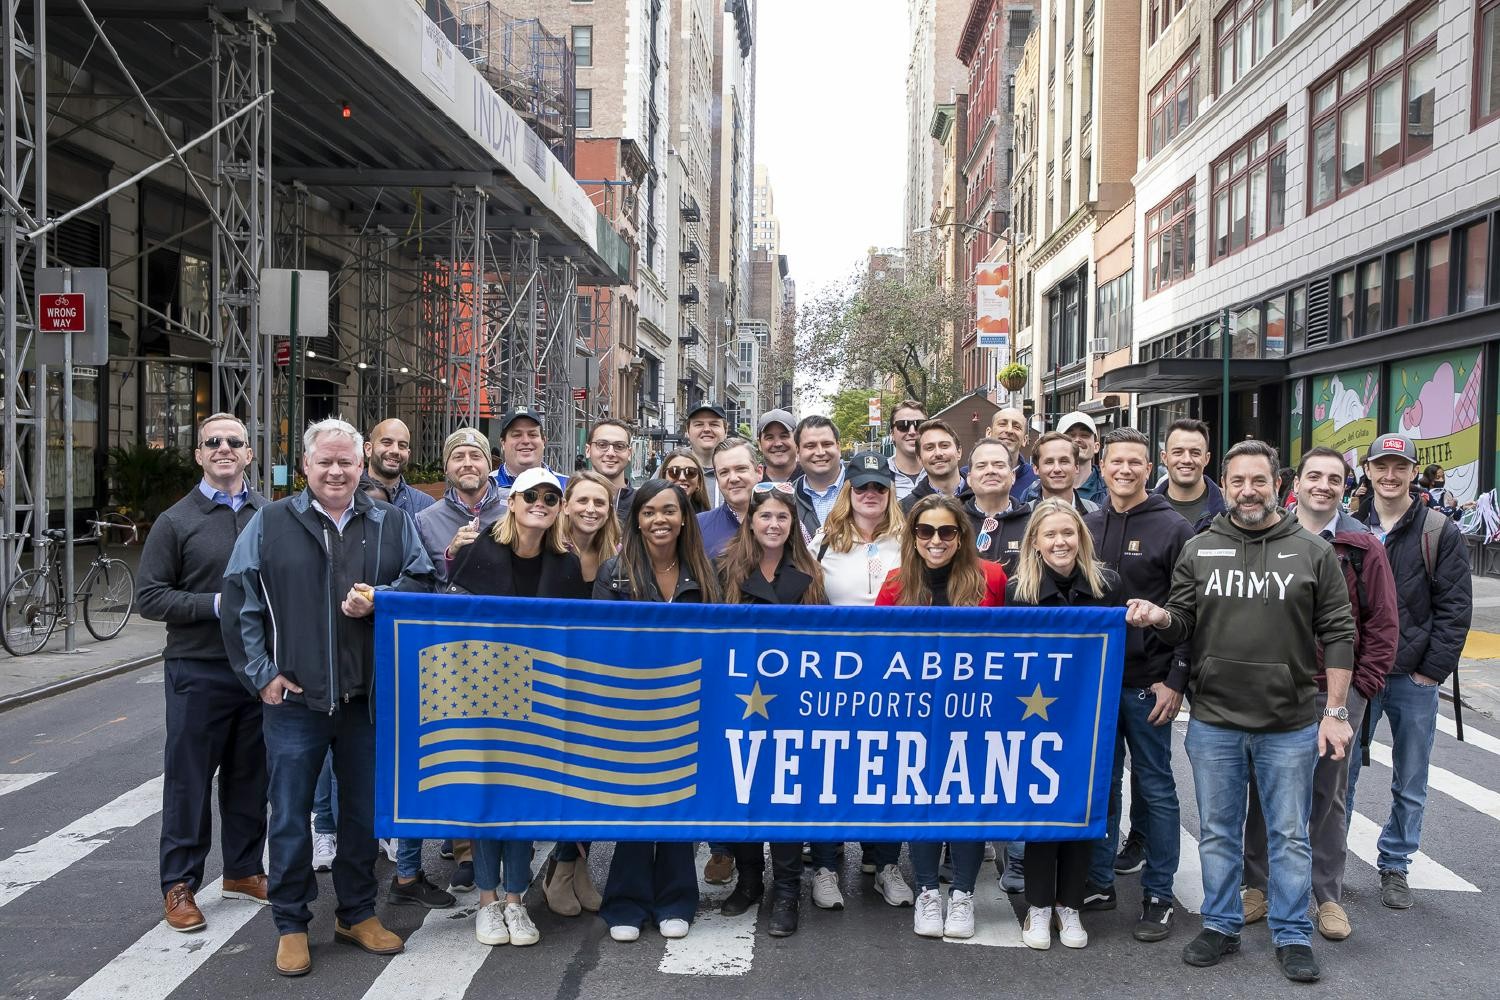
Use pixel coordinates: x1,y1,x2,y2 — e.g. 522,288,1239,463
658,844,757,977
1369,741,1500,824
1343,812,1478,892
65,876,267,1000
358,841,553,1000
0,775,162,910
1435,714,1500,758
0,772,54,797
947,871,1024,947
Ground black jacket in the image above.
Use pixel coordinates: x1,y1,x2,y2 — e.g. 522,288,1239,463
899,476,966,515
1085,494,1195,691
593,554,709,603
1152,476,1229,534
447,533,589,600
959,492,1032,576
1005,565,1124,608
723,551,817,605
1356,494,1472,682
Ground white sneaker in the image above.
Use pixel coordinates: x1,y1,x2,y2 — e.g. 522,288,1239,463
811,867,845,910
1022,906,1052,950
983,842,997,862
609,924,640,942
659,917,690,939
475,901,509,945
503,902,540,946
311,833,336,872
913,888,944,938
874,864,915,907
944,889,976,939
379,838,398,863
1054,905,1088,948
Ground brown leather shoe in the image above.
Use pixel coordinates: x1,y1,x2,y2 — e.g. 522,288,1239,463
276,932,312,977
334,916,405,955
164,882,206,932
222,874,270,904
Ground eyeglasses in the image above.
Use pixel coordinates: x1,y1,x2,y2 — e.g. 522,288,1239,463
753,481,795,496
665,465,700,481
591,440,631,452
519,489,561,507
913,523,959,541
851,481,889,494
201,436,247,450
892,419,922,432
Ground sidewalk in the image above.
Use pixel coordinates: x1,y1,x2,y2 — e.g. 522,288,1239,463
1458,575,1500,721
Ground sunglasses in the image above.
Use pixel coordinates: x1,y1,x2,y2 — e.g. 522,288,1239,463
852,481,889,494
892,419,922,432
201,436,247,450
665,465,700,481
913,523,960,541
519,488,561,507
753,481,795,496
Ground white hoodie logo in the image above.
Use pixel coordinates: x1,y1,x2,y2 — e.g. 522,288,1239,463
1203,569,1295,600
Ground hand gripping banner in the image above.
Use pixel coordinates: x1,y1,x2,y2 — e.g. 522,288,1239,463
375,593,1126,842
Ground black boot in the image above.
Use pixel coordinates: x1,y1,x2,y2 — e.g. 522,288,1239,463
1276,944,1320,983
720,879,764,916
1182,928,1241,967
768,894,799,937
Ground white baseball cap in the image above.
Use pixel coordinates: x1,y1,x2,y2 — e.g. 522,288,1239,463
510,467,563,495
1057,411,1098,437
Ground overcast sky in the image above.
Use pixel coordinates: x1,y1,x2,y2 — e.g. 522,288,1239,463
755,2,908,301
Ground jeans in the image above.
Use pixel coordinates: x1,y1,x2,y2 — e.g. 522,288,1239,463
1185,718,1317,947
396,839,425,880
1089,687,1180,900
471,839,535,895
601,842,698,928
262,700,378,934
312,750,337,834
1346,672,1441,874
910,841,984,893
732,842,805,897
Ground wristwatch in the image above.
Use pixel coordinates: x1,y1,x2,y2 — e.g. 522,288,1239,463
1321,706,1350,722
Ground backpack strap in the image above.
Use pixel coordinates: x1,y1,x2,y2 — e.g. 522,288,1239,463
1419,506,1446,582
817,541,830,563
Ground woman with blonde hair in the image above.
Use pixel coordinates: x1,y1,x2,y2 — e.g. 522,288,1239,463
655,448,711,514
1004,498,1122,951
561,470,621,586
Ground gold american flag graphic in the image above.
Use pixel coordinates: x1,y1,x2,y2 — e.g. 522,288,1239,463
415,640,701,807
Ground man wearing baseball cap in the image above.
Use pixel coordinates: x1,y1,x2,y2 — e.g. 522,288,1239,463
492,406,568,501
1039,411,1106,506
1347,433,1472,910
686,403,729,506
416,428,507,587
756,409,801,483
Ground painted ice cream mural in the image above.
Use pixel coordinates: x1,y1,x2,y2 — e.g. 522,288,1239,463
1388,348,1482,504
1310,366,1379,470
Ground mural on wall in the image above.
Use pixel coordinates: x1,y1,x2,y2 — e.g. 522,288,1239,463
1389,347,1482,503
1310,366,1380,471
1288,379,1305,467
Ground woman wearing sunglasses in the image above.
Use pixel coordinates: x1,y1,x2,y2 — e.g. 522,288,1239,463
810,451,914,908
714,481,827,936
445,468,588,950
876,494,1006,940
655,449,711,515
1004,498,1122,951
592,480,720,942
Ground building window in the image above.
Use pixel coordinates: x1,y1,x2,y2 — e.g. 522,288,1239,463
1095,270,1133,352
1149,0,1188,44
572,25,593,67
1334,268,1356,341
1426,232,1451,319
1307,4,1438,210
1464,219,1491,309
1359,258,1384,335
1148,47,1200,156
1480,0,1500,126
574,88,592,129
1394,246,1416,326
1146,183,1196,295
1265,294,1286,357
1211,113,1286,262
1046,268,1089,369
1215,0,1290,94
1232,306,1261,358
1289,285,1307,353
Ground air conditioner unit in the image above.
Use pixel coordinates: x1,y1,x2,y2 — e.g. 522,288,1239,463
1089,337,1110,355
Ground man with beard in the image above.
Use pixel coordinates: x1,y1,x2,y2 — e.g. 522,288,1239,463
987,407,1037,498
886,400,927,501
586,418,636,517
416,429,506,586
1127,440,1356,984
360,419,433,517
756,409,801,483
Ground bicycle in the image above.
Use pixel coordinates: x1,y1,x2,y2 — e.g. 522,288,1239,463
1,512,139,656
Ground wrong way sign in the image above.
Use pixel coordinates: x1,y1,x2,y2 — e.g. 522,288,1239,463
37,293,86,333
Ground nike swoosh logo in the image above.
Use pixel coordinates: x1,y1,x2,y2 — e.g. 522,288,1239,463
1277,553,1296,559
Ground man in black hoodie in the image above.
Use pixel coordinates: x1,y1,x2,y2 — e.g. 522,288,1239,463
1082,428,1193,943
1129,439,1356,984
961,439,1031,575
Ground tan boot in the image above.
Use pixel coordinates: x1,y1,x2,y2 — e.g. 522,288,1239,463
276,932,311,977
572,852,602,913
544,857,582,916
334,916,404,955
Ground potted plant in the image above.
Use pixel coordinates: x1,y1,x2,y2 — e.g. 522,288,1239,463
999,362,1029,392
106,442,199,540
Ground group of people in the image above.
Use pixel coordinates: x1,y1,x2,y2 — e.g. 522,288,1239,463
134,398,1472,984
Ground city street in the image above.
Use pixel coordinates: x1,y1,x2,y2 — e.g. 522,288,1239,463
2,661,1497,1000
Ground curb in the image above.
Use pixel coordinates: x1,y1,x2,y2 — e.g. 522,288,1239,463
0,652,163,714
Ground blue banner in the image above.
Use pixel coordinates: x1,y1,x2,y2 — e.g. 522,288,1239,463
375,592,1125,842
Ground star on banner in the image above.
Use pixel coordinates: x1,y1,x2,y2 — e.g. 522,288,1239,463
735,680,777,720
1017,683,1057,722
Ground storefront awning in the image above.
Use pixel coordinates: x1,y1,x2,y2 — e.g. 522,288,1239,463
1098,357,1288,394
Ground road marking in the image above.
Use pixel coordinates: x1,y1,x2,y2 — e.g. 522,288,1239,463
947,872,1024,948
659,843,757,977
0,772,54,797
1120,767,1204,914
1435,713,1500,758
1370,742,1500,824
1461,629,1500,659
359,841,553,1000
0,774,162,909
1343,812,1478,892
65,876,267,999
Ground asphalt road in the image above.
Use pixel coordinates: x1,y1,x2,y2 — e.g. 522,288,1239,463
2,664,1498,1000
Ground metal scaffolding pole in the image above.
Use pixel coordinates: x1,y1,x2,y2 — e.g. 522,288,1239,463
416,252,449,464
210,11,273,488
539,256,577,470
272,181,306,468
356,228,393,434
447,186,484,433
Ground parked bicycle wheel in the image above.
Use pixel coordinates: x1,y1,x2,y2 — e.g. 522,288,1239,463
83,558,135,641
1,569,60,656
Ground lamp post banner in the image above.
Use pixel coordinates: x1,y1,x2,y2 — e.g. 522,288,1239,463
375,592,1126,842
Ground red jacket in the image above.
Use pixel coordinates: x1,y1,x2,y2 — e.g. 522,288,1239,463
1322,521,1399,699
875,560,1007,607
